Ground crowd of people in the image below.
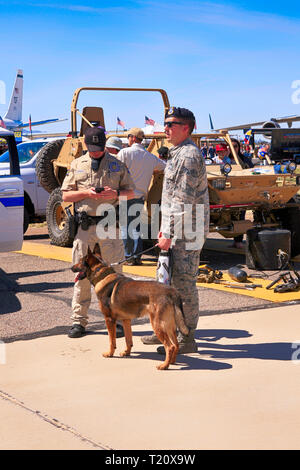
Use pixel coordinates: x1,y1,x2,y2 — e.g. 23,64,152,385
200,140,257,168
200,140,272,168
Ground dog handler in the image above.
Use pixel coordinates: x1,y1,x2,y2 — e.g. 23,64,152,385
61,127,135,338
142,107,209,353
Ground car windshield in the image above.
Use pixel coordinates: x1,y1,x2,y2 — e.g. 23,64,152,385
0,141,47,164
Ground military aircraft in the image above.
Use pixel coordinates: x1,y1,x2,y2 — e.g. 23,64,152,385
213,115,300,132
0,69,66,135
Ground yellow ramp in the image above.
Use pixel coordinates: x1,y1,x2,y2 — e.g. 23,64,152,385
17,242,300,303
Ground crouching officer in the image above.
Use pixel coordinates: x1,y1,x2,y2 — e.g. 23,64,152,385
61,127,135,338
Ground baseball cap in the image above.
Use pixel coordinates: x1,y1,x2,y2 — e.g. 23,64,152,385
127,127,145,140
106,136,123,151
216,143,228,152
84,127,106,152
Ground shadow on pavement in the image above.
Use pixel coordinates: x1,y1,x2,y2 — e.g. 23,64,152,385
0,268,21,314
196,329,252,341
125,350,233,371
198,341,294,361
7,268,69,281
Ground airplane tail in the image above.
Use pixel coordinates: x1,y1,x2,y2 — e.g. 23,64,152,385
4,69,23,122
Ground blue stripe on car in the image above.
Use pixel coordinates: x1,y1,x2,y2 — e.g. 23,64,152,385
0,197,24,207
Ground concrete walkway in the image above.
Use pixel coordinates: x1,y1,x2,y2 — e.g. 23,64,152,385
1,303,300,450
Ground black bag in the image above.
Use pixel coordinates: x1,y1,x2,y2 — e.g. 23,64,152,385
65,205,79,238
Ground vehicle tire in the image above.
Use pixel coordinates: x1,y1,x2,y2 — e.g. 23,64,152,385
46,188,74,247
36,139,64,193
23,207,30,234
274,200,300,257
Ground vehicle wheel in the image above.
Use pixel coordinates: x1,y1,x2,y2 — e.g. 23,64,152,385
274,200,300,257
36,139,64,193
23,207,30,234
46,188,74,247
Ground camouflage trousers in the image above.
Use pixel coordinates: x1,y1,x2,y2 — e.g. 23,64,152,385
170,240,202,330
71,225,124,327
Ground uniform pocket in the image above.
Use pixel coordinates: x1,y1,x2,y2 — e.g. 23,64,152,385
75,170,88,183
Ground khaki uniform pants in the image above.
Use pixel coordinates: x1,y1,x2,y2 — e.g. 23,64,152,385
71,225,124,327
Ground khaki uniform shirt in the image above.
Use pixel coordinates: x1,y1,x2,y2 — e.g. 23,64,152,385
61,151,135,216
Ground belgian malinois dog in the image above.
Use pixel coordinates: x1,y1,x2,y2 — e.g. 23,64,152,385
71,244,189,370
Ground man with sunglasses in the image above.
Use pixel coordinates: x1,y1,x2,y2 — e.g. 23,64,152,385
142,107,209,354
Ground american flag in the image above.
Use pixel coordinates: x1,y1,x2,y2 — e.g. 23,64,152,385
117,117,125,128
0,116,6,129
145,115,155,126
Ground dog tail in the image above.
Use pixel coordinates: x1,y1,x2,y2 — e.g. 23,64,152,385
174,297,189,336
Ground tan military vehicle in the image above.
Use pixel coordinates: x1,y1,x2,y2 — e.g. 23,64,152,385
36,87,300,257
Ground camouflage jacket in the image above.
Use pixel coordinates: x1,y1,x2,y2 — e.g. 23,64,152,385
160,137,209,247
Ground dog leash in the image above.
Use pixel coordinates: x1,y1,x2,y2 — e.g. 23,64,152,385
110,244,159,266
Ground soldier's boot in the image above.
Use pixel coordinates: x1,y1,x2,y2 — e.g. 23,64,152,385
157,330,198,355
141,333,161,345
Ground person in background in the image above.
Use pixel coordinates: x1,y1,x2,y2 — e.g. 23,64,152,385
257,143,270,161
208,144,216,160
228,139,253,249
116,127,166,266
105,136,123,156
213,143,231,164
229,138,254,169
201,143,208,159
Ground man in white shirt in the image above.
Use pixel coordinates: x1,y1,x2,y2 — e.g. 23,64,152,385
117,127,166,265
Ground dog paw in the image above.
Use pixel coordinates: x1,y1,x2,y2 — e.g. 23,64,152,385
102,352,114,358
156,363,169,370
120,350,131,357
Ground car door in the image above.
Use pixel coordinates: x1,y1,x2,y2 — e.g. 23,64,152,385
0,132,24,251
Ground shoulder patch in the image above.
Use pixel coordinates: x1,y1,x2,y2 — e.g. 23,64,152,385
108,161,121,172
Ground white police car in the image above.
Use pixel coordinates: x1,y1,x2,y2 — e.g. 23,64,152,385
0,128,24,251
0,138,59,233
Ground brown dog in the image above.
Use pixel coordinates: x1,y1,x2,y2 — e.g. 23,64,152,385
71,244,189,370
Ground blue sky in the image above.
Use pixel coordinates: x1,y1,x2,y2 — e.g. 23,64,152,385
0,0,300,134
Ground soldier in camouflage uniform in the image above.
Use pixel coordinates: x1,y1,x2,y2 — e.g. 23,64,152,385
61,127,135,338
142,107,209,353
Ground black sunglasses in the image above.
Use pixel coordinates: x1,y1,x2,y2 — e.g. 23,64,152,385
164,121,185,128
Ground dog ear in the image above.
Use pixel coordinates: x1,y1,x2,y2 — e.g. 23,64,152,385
87,246,92,255
93,243,101,255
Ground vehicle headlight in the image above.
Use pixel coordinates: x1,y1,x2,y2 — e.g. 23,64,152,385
221,163,232,175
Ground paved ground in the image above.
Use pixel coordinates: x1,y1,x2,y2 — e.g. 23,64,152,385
0,226,300,450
